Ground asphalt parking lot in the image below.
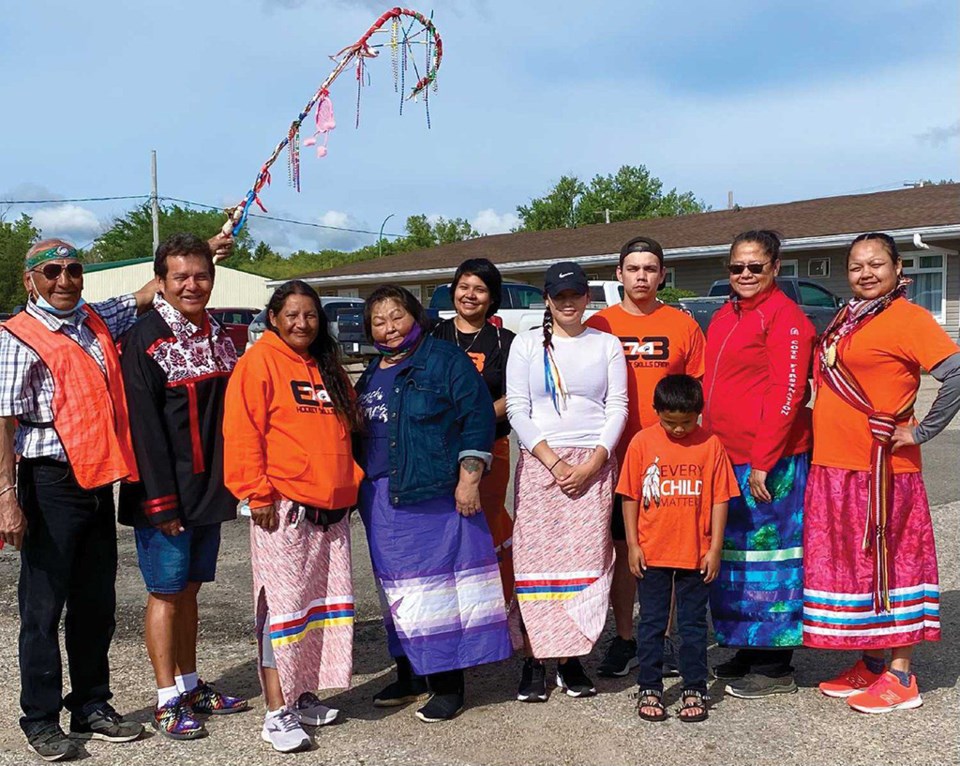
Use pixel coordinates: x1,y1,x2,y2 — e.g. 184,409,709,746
0,379,956,766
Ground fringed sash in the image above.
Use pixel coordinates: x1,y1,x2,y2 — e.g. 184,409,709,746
815,284,910,613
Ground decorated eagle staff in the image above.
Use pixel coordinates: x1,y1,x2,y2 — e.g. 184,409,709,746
221,6,443,237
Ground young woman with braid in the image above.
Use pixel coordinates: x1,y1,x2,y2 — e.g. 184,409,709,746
506,262,628,702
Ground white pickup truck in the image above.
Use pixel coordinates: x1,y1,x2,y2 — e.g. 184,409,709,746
429,281,624,334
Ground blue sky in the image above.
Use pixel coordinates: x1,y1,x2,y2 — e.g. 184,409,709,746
1,0,957,253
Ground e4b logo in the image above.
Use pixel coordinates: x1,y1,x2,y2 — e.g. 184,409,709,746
291,380,333,412
621,336,670,361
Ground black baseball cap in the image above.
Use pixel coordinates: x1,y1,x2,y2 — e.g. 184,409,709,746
544,262,588,298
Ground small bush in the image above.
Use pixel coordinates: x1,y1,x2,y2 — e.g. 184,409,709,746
658,287,698,304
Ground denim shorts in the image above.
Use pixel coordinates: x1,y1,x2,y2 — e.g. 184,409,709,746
134,523,222,594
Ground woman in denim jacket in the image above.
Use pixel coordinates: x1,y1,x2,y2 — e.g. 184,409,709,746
355,285,512,723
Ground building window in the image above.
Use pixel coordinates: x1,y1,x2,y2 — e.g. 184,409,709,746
662,267,676,289
808,258,831,278
337,288,359,298
407,284,422,302
425,284,436,300
779,259,798,277
901,252,945,322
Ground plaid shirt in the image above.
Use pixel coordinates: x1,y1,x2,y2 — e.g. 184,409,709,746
0,296,138,461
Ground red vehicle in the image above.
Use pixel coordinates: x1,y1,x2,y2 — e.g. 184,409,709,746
208,308,259,356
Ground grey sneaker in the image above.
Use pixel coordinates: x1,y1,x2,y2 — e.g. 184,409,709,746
295,692,339,726
261,708,311,753
725,673,798,699
70,703,143,742
26,724,80,762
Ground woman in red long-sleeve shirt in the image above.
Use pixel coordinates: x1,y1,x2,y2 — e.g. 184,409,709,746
702,230,815,700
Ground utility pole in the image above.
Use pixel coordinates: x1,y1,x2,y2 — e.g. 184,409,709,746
151,150,160,256
378,213,395,257
727,191,734,210
604,208,611,224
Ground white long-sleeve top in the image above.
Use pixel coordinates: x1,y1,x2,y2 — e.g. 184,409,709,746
506,327,628,455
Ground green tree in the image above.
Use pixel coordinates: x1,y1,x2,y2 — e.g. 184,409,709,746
399,214,478,249
516,175,586,231
87,203,253,263
516,165,706,231
0,214,40,311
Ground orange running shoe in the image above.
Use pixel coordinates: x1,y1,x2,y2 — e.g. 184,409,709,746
846,672,923,714
819,660,885,698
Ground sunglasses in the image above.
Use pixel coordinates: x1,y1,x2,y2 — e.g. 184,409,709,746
32,262,84,280
727,261,770,275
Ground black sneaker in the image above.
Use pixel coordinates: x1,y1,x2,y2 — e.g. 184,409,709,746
414,693,464,722
662,635,680,678
597,636,639,678
26,724,79,762
517,658,548,702
373,657,430,708
556,657,597,698
713,657,751,681
725,673,798,699
70,703,143,742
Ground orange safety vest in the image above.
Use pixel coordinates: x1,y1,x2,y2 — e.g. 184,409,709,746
2,306,139,489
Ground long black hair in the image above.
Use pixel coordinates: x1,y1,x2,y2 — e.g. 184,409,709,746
266,280,363,432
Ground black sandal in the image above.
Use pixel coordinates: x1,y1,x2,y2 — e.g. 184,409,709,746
635,689,667,722
676,689,709,723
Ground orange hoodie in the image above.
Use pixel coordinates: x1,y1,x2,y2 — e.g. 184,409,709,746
223,330,363,509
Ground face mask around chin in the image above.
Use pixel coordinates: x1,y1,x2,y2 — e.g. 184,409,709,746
33,293,86,317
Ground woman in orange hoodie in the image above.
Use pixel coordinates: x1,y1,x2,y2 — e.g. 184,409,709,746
223,280,364,753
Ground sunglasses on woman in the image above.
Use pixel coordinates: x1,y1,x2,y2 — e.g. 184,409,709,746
727,261,770,275
32,262,84,280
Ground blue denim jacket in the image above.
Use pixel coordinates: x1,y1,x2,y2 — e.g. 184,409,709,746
355,334,495,506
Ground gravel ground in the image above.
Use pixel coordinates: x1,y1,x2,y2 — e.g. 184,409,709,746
0,379,956,766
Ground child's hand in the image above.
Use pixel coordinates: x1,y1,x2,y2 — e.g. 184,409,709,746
701,549,721,583
628,545,647,579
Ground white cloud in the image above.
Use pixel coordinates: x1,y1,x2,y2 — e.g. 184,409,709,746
318,210,350,228
31,204,103,242
245,208,370,254
472,208,520,235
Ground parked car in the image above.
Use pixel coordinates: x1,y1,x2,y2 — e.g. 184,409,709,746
514,281,624,333
245,296,365,352
337,305,441,362
208,308,259,355
430,280,624,334
430,281,547,334
675,278,841,336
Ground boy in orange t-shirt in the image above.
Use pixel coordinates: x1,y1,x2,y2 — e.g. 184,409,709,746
616,374,737,722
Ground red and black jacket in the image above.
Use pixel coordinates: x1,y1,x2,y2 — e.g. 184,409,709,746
117,297,238,528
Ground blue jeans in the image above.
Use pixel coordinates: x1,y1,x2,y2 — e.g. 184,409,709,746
636,567,709,693
134,523,222,594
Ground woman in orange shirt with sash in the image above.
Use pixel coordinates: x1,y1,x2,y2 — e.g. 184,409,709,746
804,233,960,714
224,281,364,752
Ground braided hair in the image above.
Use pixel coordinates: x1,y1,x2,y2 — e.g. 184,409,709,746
541,302,553,349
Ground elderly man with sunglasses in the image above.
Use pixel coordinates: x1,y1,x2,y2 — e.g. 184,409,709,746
0,235,230,762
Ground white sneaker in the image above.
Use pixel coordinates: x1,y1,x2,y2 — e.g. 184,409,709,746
295,692,339,726
261,709,311,753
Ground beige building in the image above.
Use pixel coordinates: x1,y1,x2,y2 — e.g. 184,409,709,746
290,185,960,337
82,257,271,309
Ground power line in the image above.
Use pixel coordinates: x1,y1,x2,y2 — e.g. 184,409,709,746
159,196,406,238
1,192,407,239
0,195,149,204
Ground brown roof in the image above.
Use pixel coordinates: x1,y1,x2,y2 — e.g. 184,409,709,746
300,183,960,279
